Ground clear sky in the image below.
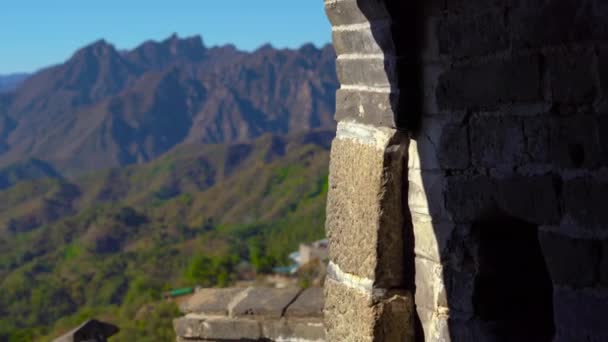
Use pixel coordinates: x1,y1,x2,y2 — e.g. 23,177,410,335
0,0,332,74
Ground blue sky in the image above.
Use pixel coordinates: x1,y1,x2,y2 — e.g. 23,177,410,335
0,1,332,74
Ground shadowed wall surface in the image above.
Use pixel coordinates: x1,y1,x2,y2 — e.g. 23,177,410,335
324,0,608,341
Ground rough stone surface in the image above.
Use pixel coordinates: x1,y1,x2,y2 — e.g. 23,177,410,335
285,287,324,318
445,174,560,224
438,9,509,58
437,55,542,110
324,279,413,342
324,0,389,26
174,316,261,341
553,287,608,341
263,319,325,342
324,279,375,342
539,232,601,288
232,287,302,319
332,23,395,55
334,88,402,128
336,57,403,88
180,288,245,316
326,124,408,286
563,175,608,230
470,116,526,168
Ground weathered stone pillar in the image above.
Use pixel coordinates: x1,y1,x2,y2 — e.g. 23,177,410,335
323,1,414,341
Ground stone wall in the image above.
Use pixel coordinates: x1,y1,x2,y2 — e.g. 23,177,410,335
324,0,608,341
174,287,324,341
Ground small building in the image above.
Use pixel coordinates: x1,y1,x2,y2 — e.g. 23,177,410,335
297,238,328,266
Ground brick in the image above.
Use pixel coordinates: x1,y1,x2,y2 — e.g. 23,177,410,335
174,316,261,340
445,0,506,14
284,287,324,318
547,51,597,105
601,240,608,287
325,0,389,26
332,22,394,55
445,175,494,223
445,174,560,224
334,88,403,128
262,319,325,342
553,287,608,341
598,46,608,114
437,56,542,110
415,257,476,314
412,213,456,263
470,116,526,168
438,10,510,58
563,175,608,231
408,169,449,221
494,175,560,224
326,124,408,286
414,257,442,311
409,116,470,171
510,0,608,49
549,116,602,169
539,232,600,287
336,57,394,87
180,288,245,315
324,279,414,342
231,287,301,319
523,117,551,164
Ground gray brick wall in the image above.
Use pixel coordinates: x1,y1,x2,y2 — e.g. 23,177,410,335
325,0,608,341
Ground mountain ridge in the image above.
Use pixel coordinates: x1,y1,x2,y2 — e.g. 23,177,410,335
0,34,337,177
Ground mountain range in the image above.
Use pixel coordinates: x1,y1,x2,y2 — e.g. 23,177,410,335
0,73,29,93
0,35,337,340
0,34,337,176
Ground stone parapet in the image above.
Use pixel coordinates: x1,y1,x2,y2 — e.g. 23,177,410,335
174,287,324,342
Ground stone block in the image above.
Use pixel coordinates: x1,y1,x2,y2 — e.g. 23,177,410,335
470,115,526,168
523,116,551,164
416,307,451,342
326,123,408,286
601,240,608,287
336,57,395,88
325,0,389,26
437,55,542,110
553,287,608,341
550,116,602,169
231,287,301,319
262,318,325,342
438,9,510,58
409,116,470,171
445,0,506,14
174,315,261,341
414,257,444,311
494,174,561,224
598,46,608,113
445,174,560,224
332,21,394,55
180,287,245,316
563,175,608,231
285,287,324,318
324,278,413,342
324,279,376,341
547,50,597,105
445,175,494,223
510,0,608,49
334,88,402,128
412,213,456,263
539,231,600,287
408,169,449,222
